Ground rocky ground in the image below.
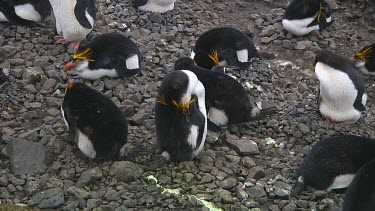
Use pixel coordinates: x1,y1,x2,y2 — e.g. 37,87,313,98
0,0,374,210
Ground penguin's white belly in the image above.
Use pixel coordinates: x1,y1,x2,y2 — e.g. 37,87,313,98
0,12,8,22
14,4,41,22
356,62,375,75
316,63,362,123
282,16,318,36
77,129,96,159
327,174,355,191
208,107,228,126
78,68,119,80
138,0,176,13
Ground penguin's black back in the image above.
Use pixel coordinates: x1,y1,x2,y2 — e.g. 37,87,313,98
132,0,148,7
193,27,258,69
297,135,375,190
343,158,375,211
284,0,321,20
62,83,128,161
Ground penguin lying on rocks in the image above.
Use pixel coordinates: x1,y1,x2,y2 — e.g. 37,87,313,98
282,0,333,36
50,0,96,48
0,0,51,25
61,82,128,162
155,70,207,163
315,50,367,124
132,0,176,13
64,32,142,80
191,27,260,70
343,158,375,211
291,135,375,196
174,57,277,132
352,43,374,75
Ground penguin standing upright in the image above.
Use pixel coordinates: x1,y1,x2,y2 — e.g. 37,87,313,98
291,135,375,196
132,0,176,13
49,0,96,48
174,57,277,132
64,32,142,80
282,0,334,36
352,43,375,75
0,0,51,25
155,70,207,162
61,82,128,162
191,27,258,70
315,50,367,124
343,158,375,211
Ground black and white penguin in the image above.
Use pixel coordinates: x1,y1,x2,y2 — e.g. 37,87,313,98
155,70,207,162
352,43,375,75
0,68,9,86
282,0,334,36
343,158,375,211
0,0,51,25
191,27,258,70
132,0,176,13
174,57,277,132
49,0,96,48
61,82,128,162
64,32,142,80
291,135,375,196
315,50,367,124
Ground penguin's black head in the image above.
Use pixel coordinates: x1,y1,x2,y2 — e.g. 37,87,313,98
174,57,195,70
353,44,374,67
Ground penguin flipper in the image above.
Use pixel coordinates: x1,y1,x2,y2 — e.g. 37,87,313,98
62,105,77,143
74,0,96,29
207,120,221,132
132,0,149,7
186,97,206,149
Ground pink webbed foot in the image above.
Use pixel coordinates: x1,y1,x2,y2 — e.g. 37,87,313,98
68,41,80,49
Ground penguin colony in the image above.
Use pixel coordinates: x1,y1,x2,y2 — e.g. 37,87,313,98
0,0,374,209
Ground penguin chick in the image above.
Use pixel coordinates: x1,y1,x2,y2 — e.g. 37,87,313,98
352,43,375,75
64,32,142,80
291,135,375,196
155,70,207,162
191,27,258,70
132,0,176,13
343,158,375,211
315,50,367,124
61,82,128,162
174,57,277,131
282,0,334,36
49,0,96,48
0,0,51,25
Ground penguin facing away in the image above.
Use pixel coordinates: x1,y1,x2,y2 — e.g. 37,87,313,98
352,43,375,75
343,158,375,211
314,50,367,124
0,0,51,25
291,135,375,196
49,0,96,48
174,57,277,132
61,82,128,162
191,27,258,70
282,0,334,36
132,0,176,13
64,32,142,80
155,70,207,162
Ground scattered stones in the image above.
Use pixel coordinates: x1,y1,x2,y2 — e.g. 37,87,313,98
28,188,64,209
226,136,259,155
110,161,143,182
246,184,266,198
76,167,103,187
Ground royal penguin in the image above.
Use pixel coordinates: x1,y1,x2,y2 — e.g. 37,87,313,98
343,158,375,211
314,50,367,124
0,0,51,25
61,82,128,162
155,70,207,162
174,57,277,132
291,135,375,196
352,43,375,75
191,27,259,70
64,32,142,80
132,0,176,13
282,0,334,36
49,0,96,48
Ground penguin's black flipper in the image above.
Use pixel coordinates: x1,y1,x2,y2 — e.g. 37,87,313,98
207,120,221,132
149,155,170,170
132,0,148,7
115,56,140,78
186,98,206,149
318,14,334,32
74,0,96,29
62,105,77,143
250,106,278,120
354,100,366,112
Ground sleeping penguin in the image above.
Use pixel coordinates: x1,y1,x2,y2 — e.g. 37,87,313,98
291,135,375,196
343,158,375,211
132,0,176,13
64,32,142,80
352,43,374,75
191,27,258,70
0,0,51,25
155,70,207,162
282,0,334,36
61,82,128,162
174,57,277,132
315,50,367,124
49,0,96,48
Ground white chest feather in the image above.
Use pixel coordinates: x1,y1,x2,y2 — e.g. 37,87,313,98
14,4,41,22
77,129,96,159
236,49,249,62
126,54,140,70
190,51,196,59
0,12,8,22
79,68,119,80
138,0,176,13
327,174,355,191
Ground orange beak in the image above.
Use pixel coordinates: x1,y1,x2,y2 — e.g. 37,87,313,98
64,61,76,72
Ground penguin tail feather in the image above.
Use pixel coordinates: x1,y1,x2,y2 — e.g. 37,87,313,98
250,106,278,120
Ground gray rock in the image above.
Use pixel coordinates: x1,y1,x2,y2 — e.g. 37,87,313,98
220,177,237,190
282,40,294,49
110,161,143,182
0,45,17,62
282,203,297,211
226,136,259,155
0,175,8,186
297,123,310,134
217,188,235,203
260,25,277,37
6,139,50,175
274,181,292,198
132,109,151,125
247,184,266,198
41,78,57,93
28,188,64,209
76,167,103,187
87,199,102,209
104,190,120,201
